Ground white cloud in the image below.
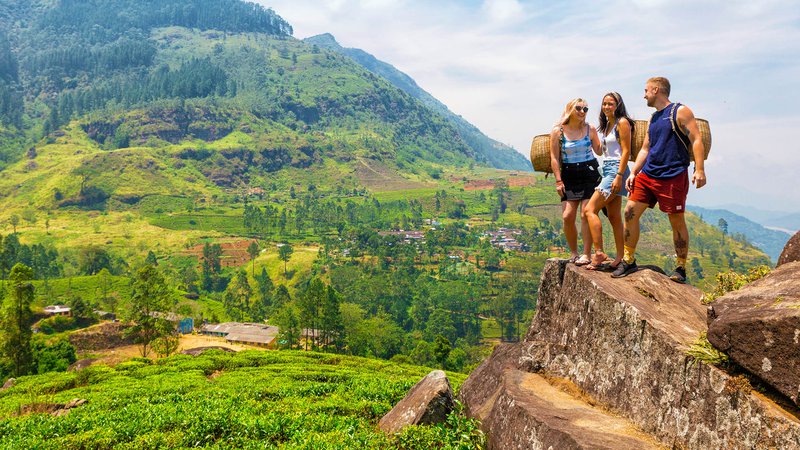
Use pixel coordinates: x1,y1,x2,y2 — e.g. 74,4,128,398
258,0,800,212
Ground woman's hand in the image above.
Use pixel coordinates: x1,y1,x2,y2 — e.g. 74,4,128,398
556,180,565,197
611,175,621,194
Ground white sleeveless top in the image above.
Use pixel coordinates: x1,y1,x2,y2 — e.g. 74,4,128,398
601,123,622,159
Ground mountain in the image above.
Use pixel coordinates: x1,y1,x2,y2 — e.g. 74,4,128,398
0,0,500,182
688,205,791,263
711,204,800,234
304,33,532,172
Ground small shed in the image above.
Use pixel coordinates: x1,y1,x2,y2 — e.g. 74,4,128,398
44,305,72,316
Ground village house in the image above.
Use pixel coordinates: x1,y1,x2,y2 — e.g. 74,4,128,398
201,322,280,348
43,305,71,316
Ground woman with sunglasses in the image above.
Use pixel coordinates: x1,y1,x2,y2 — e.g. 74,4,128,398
549,98,602,265
582,92,633,270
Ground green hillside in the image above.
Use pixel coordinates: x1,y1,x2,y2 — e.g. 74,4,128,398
304,33,532,172
688,205,791,263
0,350,483,449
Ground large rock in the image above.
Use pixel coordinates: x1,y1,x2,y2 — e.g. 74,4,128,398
378,370,455,434
778,231,800,267
461,259,800,449
1,378,15,391
475,369,661,449
707,261,800,405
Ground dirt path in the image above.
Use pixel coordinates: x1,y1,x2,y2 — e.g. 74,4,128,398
83,334,262,365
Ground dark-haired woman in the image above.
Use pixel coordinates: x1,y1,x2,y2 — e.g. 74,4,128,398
550,98,602,265
582,92,633,270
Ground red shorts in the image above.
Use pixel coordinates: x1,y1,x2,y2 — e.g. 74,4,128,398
629,171,689,214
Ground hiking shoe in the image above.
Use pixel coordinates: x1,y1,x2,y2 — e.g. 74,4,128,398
670,266,687,284
611,259,637,278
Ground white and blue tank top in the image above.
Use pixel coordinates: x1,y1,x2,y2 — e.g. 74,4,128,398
561,125,595,164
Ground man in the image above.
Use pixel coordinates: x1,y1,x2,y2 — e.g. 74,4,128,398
611,77,706,283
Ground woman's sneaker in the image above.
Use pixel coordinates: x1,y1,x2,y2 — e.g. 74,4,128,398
611,259,637,278
670,266,687,284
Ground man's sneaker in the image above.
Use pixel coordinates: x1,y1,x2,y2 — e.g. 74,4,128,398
611,259,637,278
670,266,687,284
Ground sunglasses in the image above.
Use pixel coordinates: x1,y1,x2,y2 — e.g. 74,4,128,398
574,106,589,113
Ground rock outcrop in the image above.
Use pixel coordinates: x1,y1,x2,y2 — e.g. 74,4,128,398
379,370,455,434
1,378,15,391
707,261,800,406
778,231,800,267
68,322,134,351
461,259,800,449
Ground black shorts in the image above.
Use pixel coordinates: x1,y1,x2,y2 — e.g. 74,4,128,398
561,160,601,201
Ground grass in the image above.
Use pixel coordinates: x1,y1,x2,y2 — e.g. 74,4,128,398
686,332,729,366
0,350,483,449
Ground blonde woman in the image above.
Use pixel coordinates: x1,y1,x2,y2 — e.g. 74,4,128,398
549,98,602,265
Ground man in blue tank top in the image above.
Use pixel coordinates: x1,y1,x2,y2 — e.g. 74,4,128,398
611,77,707,283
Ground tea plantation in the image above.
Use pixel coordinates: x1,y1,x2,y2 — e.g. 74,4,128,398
0,350,483,449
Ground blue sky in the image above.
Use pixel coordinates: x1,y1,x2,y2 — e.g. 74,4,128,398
258,0,800,213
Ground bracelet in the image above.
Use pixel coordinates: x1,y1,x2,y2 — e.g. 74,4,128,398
616,172,624,177
555,179,563,183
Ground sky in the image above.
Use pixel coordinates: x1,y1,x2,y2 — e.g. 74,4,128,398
257,0,800,214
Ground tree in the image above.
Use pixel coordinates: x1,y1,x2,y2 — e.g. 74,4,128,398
32,337,77,374
275,305,300,349
718,218,728,243
320,286,344,350
223,270,253,321
1,264,35,377
201,242,223,291
251,268,273,322
67,294,96,326
151,334,180,358
97,268,116,312
79,246,113,275
691,257,704,280
298,277,325,349
8,214,19,234
247,241,259,276
145,250,158,266
434,334,452,369
126,265,174,358
278,243,294,277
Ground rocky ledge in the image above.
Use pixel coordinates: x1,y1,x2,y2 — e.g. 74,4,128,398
461,259,800,449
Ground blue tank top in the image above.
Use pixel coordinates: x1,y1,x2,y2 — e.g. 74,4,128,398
561,125,595,164
642,103,691,179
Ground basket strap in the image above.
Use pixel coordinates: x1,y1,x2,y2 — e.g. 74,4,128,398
668,103,691,155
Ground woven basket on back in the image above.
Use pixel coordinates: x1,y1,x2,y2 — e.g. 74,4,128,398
530,118,711,173
630,119,712,160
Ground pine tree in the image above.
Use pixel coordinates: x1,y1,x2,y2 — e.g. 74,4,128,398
126,265,174,358
1,264,36,377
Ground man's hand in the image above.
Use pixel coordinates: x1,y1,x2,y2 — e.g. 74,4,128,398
692,169,706,188
626,174,636,191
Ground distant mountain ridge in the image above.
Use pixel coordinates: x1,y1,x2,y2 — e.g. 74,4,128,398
688,205,791,263
711,204,800,234
304,33,532,172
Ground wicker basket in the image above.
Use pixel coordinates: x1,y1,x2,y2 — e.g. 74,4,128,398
530,134,553,173
631,118,711,161
530,118,711,173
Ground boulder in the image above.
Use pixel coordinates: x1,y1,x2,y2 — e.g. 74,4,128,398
378,370,455,434
68,358,97,371
1,378,15,391
707,261,800,405
777,231,800,267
